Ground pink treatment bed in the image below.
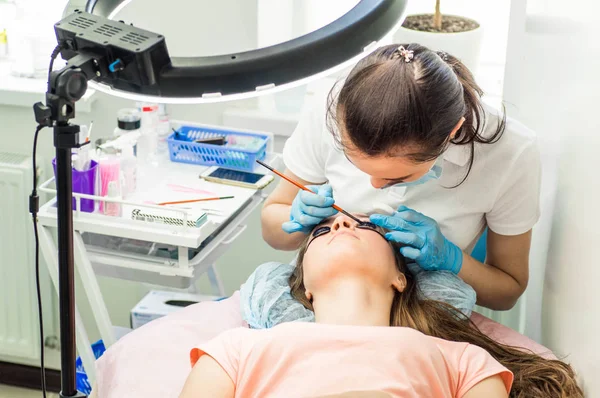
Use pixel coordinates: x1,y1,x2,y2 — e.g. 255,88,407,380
93,291,556,397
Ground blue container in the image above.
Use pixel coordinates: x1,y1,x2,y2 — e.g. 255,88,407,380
167,125,269,172
76,339,106,394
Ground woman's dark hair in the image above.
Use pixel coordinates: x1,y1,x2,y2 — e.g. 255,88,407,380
327,43,506,185
290,232,583,398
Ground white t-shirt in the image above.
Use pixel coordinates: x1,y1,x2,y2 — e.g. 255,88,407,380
282,97,541,253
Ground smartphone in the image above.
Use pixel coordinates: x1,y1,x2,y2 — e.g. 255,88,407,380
194,136,226,145
201,167,274,189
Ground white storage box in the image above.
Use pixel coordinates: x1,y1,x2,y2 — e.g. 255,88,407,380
131,290,222,329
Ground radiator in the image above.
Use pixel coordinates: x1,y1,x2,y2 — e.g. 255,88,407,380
0,152,41,361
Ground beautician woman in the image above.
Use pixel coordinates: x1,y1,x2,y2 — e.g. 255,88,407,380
261,44,540,311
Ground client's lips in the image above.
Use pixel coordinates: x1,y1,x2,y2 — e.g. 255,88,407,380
328,230,359,244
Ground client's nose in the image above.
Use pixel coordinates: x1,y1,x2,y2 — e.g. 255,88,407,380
331,214,357,232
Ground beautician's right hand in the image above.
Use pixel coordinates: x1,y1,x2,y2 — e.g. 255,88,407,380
282,184,338,234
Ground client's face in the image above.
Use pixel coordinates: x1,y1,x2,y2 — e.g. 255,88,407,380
302,214,404,295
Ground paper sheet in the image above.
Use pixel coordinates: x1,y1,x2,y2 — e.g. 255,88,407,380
122,161,258,225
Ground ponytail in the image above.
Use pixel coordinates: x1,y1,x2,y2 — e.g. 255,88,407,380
436,51,506,185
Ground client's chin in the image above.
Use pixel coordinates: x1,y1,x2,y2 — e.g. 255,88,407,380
306,251,392,291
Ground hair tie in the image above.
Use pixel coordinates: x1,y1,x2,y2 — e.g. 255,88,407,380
438,51,449,61
393,46,414,63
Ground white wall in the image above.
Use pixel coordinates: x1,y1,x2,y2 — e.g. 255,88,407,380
112,0,260,57
403,0,511,68
503,0,600,394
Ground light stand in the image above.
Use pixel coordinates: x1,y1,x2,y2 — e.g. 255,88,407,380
32,1,406,395
34,53,108,398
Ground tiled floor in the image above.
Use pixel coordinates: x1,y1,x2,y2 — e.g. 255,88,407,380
0,384,59,398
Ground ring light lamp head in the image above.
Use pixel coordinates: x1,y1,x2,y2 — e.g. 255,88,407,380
56,0,407,103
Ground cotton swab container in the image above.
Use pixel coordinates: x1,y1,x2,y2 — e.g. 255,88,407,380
98,155,121,213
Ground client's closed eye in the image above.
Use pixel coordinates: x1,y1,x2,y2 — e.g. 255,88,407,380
312,226,331,238
358,222,386,236
306,226,332,248
357,222,378,231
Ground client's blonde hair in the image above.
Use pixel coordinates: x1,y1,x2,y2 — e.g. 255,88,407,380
290,236,583,398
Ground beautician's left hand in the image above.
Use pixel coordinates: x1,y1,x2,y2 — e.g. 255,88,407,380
370,205,463,274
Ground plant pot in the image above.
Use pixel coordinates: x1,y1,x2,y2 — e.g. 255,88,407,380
393,14,483,75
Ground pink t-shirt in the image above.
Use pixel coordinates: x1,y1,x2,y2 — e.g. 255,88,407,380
190,323,513,398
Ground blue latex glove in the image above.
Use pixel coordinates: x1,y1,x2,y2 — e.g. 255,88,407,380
282,184,338,234
370,205,463,274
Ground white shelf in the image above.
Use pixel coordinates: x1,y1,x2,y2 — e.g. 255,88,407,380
36,158,259,248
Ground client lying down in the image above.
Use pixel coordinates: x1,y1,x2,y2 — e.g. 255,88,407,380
180,214,582,398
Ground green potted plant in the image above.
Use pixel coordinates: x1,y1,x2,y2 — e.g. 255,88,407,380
394,0,482,73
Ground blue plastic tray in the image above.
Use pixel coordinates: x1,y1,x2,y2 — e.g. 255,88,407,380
167,125,269,172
